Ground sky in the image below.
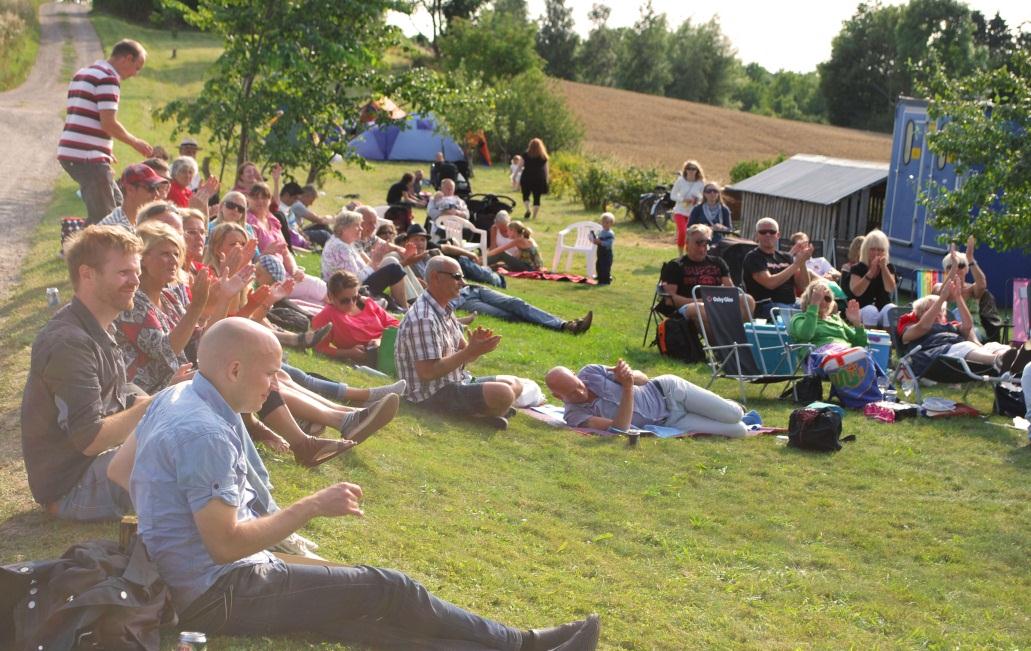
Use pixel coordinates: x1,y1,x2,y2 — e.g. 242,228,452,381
389,0,1031,73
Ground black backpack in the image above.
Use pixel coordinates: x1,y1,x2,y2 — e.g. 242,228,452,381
994,382,1026,417
655,316,705,363
787,407,854,452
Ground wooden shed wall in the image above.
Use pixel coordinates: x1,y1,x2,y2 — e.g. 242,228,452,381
736,183,884,246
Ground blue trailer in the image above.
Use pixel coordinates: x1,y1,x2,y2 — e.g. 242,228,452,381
881,97,1030,303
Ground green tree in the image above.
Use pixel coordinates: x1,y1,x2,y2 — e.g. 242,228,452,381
896,0,984,90
536,0,579,80
415,0,488,56
665,17,738,105
492,0,527,22
920,49,1031,251
157,0,443,183
490,69,583,158
615,1,671,95
819,1,905,131
438,10,542,83
576,4,622,87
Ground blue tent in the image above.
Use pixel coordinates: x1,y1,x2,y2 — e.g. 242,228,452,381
348,114,465,162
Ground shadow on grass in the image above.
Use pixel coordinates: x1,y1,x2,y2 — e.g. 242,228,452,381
145,59,214,86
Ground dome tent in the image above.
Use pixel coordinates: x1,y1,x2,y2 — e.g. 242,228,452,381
348,114,465,162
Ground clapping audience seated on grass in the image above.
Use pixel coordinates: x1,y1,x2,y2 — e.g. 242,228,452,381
847,229,898,327
487,220,543,272
899,269,1027,378
181,207,208,274
209,190,256,240
545,359,749,438
313,271,400,367
395,256,524,429
660,224,754,330
743,217,810,320
789,279,884,408
106,317,599,650
321,210,410,310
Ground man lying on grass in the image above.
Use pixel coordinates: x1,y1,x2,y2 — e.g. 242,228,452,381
545,360,750,437
109,317,600,650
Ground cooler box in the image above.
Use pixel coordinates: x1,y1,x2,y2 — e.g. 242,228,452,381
743,322,797,374
865,329,891,372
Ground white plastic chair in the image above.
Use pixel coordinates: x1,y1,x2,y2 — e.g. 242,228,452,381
434,214,488,263
552,221,602,277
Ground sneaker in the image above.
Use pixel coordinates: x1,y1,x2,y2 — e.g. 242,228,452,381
340,393,399,444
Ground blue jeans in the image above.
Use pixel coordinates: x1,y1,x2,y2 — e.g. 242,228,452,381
179,561,522,650
55,449,133,522
456,256,505,287
452,286,564,330
1023,378,1031,441
281,362,346,401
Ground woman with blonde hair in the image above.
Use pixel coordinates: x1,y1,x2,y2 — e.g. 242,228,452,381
519,137,549,220
848,229,898,326
790,278,883,407
670,160,704,255
487,219,543,271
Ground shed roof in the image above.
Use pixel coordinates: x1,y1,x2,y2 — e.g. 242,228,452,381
727,154,888,205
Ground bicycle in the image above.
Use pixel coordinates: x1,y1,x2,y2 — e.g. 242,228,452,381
637,184,674,230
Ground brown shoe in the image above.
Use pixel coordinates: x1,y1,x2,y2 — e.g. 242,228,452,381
292,436,354,468
340,393,399,444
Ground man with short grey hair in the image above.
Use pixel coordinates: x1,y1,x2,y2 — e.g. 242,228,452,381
742,217,811,320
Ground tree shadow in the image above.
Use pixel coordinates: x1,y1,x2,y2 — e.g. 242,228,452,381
145,59,215,87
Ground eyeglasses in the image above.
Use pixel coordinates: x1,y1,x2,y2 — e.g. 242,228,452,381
947,262,968,270
436,271,464,281
224,201,245,212
757,229,778,236
691,239,712,246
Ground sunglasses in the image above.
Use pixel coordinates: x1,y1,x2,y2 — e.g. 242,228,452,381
437,271,464,281
823,295,834,303
757,229,778,235
692,239,712,246
334,294,361,305
223,201,246,212
948,262,968,269
704,188,719,194
687,166,698,172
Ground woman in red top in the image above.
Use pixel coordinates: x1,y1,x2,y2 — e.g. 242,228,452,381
167,156,196,208
313,270,399,367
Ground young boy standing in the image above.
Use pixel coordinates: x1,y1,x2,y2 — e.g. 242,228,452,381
591,212,616,285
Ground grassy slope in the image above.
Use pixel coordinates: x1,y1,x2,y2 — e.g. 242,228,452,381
0,0,44,91
0,13,1028,651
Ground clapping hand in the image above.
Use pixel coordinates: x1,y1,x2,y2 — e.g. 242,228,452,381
269,278,296,303
845,299,862,326
213,263,255,300
169,363,196,386
466,326,501,357
192,266,213,306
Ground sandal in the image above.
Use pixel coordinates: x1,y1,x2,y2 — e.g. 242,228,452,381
292,436,353,468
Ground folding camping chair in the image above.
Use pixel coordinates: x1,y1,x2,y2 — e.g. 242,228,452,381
641,260,680,347
886,306,1002,403
690,286,802,403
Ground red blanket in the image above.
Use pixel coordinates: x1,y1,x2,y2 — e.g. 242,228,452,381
498,269,597,285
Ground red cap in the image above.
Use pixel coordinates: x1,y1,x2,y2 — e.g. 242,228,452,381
120,163,167,188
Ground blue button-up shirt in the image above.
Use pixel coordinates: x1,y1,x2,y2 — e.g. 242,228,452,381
130,373,278,612
561,364,668,428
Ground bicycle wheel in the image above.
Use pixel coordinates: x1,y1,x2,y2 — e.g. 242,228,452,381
650,202,671,230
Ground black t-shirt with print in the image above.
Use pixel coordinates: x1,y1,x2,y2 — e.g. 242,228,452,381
661,255,730,298
742,248,796,304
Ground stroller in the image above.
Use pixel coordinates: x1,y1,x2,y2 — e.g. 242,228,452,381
466,193,517,232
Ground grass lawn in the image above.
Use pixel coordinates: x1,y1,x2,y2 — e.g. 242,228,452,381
0,12,1028,651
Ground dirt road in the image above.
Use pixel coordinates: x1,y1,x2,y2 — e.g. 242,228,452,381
0,2,101,301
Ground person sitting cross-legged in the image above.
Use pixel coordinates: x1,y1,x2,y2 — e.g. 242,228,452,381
394,256,524,429
109,317,600,650
545,360,749,438
660,224,754,330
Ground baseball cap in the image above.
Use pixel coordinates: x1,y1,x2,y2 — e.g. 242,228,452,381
121,163,167,189
406,223,429,239
179,137,201,149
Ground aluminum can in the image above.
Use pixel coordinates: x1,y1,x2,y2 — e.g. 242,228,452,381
46,287,59,308
177,631,207,650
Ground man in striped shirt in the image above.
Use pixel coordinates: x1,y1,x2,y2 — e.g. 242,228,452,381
394,255,522,429
58,39,153,224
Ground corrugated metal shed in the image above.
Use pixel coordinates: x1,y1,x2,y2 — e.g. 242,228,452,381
727,154,888,205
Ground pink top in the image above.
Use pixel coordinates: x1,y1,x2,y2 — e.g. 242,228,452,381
247,211,295,273
312,299,399,353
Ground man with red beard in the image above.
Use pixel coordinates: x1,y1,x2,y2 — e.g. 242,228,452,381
21,225,157,521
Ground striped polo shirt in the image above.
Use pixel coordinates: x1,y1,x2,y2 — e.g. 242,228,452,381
57,60,121,163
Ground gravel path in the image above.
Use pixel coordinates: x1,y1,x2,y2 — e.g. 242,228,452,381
0,2,101,302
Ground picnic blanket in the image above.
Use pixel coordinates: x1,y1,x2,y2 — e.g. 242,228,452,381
520,405,785,439
497,269,597,285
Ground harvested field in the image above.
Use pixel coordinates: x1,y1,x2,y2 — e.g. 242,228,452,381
557,79,893,183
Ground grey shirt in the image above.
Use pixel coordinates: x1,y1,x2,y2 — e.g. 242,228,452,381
21,298,140,505
561,364,669,428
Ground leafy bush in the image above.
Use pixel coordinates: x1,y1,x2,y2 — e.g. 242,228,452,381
729,153,787,183
489,69,584,160
92,0,194,27
611,165,666,220
0,10,26,51
547,150,587,200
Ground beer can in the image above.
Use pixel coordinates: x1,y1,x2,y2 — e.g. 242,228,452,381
177,631,207,650
119,515,138,552
46,287,60,308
